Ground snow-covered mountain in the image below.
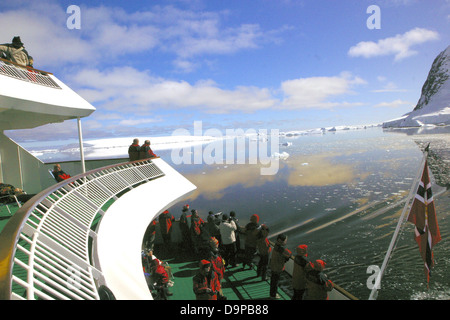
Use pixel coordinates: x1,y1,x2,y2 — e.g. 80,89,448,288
383,45,450,128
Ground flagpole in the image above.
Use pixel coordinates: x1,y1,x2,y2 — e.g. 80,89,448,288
368,145,429,300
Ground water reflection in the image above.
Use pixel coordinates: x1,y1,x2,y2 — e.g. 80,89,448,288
285,154,356,187
184,163,276,200
169,127,450,300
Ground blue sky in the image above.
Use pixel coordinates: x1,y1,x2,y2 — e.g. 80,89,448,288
2,0,449,141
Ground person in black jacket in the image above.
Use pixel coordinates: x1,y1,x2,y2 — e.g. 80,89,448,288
242,214,260,269
292,244,309,300
128,138,140,161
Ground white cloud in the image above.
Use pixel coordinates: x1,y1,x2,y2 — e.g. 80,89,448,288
373,99,412,108
119,118,162,126
72,66,277,114
72,67,366,116
348,28,439,61
280,73,366,109
372,81,407,93
0,2,286,71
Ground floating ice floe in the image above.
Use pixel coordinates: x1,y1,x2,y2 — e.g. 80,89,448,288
272,152,289,160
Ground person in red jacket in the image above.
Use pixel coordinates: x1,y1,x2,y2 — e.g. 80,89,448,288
150,258,173,299
190,209,206,256
52,164,71,183
159,210,175,247
208,237,227,300
193,260,220,300
139,140,157,159
143,219,157,251
303,259,334,300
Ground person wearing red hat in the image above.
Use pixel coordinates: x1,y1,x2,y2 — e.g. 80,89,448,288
208,237,227,300
190,209,206,256
292,244,310,300
143,219,157,251
149,258,173,299
159,210,175,247
193,260,220,300
303,259,334,300
269,233,292,299
242,214,261,269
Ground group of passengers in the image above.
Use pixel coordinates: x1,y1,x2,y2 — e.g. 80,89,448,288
144,206,334,300
128,138,157,161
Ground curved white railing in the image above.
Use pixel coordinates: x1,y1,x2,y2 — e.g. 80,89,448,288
0,159,167,300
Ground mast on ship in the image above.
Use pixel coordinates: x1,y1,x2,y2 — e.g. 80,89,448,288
369,143,441,300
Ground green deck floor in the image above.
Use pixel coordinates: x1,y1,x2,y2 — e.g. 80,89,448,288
1,204,291,301
0,203,18,231
153,244,291,301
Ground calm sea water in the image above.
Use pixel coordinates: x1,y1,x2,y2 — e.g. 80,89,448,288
158,127,450,300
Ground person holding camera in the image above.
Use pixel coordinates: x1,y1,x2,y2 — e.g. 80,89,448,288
219,213,238,268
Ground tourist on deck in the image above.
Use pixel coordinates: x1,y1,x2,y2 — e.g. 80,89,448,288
139,140,157,159
292,244,309,300
193,260,221,300
0,182,35,204
149,258,173,299
190,209,206,256
256,224,271,281
303,259,334,300
128,138,140,161
143,219,157,251
269,233,292,299
242,214,261,269
0,36,33,67
208,237,227,300
159,210,175,247
206,211,221,242
229,211,241,252
219,214,238,268
52,164,71,183
179,204,192,250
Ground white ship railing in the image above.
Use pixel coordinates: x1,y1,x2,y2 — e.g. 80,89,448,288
0,58,61,89
0,159,164,300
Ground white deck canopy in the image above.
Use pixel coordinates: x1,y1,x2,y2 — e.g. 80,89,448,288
96,158,196,300
0,59,95,130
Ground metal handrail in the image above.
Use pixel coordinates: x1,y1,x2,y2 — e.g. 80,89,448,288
0,57,61,89
0,159,164,300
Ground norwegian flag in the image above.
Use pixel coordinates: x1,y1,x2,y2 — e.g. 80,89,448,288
407,158,441,284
